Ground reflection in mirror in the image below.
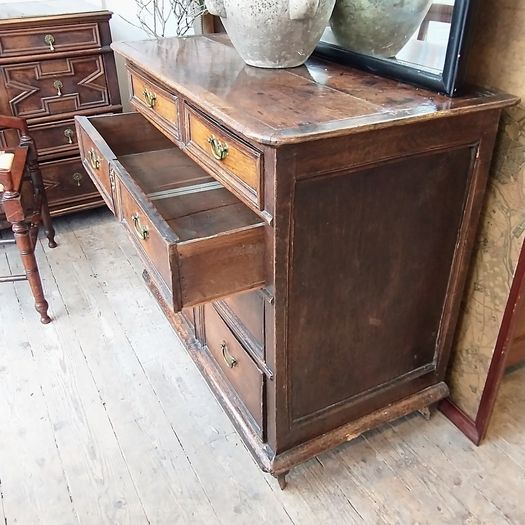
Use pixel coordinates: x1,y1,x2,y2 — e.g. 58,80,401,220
321,0,455,74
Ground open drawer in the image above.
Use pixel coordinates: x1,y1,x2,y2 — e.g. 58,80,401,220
75,112,266,312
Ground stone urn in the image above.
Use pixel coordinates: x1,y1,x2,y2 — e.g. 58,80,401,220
206,0,336,68
330,0,433,58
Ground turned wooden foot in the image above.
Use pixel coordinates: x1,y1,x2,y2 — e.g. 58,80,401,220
12,221,51,324
418,406,433,421
41,200,57,249
276,471,289,490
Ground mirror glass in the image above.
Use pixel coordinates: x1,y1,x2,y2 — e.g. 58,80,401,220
207,1,471,96
320,1,456,76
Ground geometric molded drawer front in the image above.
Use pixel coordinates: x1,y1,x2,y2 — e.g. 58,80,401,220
185,105,263,210
0,23,101,58
39,156,98,209
28,118,79,159
75,112,267,312
0,55,109,120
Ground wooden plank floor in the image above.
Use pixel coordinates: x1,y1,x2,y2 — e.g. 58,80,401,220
1,208,524,525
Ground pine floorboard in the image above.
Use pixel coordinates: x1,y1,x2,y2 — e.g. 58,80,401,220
1,208,524,525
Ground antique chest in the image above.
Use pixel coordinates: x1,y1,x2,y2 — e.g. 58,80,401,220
0,1,121,216
75,34,517,486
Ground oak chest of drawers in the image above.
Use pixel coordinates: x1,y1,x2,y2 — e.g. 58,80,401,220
76,34,517,486
0,1,121,216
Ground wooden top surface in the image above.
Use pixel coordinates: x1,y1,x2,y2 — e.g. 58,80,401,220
113,34,518,145
0,1,109,23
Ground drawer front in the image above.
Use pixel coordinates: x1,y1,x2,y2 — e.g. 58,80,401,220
0,55,110,120
117,173,175,301
39,157,100,211
75,118,114,212
31,119,79,159
185,107,263,209
205,303,264,433
218,291,265,354
76,111,266,313
0,24,101,59
0,119,79,160
129,69,180,141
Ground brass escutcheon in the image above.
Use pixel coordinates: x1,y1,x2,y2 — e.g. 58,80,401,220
53,80,63,97
63,128,74,144
44,34,55,51
208,136,229,161
72,172,83,187
220,341,238,369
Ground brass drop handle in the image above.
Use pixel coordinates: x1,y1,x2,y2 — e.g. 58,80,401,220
72,172,83,187
131,213,149,241
88,148,100,170
143,88,157,109
64,128,74,144
220,341,238,369
208,136,229,161
44,34,55,51
53,80,64,97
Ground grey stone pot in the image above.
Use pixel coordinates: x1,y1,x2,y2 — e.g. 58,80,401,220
330,0,432,58
206,0,336,68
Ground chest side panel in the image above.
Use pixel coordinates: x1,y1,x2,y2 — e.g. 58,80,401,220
287,147,474,423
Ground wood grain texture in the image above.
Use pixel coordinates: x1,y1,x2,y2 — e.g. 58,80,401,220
186,106,261,200
2,210,525,523
112,35,517,146
0,6,121,218
99,35,517,475
129,68,181,142
76,111,266,314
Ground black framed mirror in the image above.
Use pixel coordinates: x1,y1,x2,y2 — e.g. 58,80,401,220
315,0,474,96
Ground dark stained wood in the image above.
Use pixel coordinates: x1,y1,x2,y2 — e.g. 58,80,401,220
204,302,264,434
39,157,100,216
286,147,473,443
0,118,79,161
0,6,122,217
112,34,518,146
76,34,518,479
0,122,53,323
507,287,525,368
220,290,265,353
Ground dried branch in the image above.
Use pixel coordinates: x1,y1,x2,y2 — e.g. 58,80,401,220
120,0,208,38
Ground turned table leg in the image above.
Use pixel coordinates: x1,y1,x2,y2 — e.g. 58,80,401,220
22,133,57,249
12,220,51,324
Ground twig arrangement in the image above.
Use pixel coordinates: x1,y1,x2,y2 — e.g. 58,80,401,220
121,0,207,38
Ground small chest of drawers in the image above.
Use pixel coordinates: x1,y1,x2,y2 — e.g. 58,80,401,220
0,1,122,216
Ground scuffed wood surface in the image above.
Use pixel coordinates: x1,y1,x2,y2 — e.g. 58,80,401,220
112,35,516,145
1,209,524,524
